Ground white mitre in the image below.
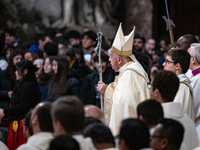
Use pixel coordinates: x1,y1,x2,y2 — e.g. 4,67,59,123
111,23,135,56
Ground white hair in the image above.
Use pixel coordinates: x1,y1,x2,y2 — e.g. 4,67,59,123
33,58,44,68
190,43,200,47
121,55,132,63
190,45,200,64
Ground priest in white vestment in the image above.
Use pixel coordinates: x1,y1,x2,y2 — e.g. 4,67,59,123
150,70,199,150
98,23,150,136
188,43,200,142
163,49,195,121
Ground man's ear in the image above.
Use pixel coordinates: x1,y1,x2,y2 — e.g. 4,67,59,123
32,115,38,126
191,56,196,64
153,89,160,98
176,63,181,70
53,121,66,135
160,138,169,149
119,139,128,150
138,115,144,122
118,55,124,64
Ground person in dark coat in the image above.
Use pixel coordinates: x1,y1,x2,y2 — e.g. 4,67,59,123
38,56,55,101
0,59,41,150
0,47,23,109
45,57,80,102
58,46,92,86
80,53,115,107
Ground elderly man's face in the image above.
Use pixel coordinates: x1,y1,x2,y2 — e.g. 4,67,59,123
109,50,120,72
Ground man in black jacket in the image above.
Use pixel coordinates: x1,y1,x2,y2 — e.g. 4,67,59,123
80,53,115,107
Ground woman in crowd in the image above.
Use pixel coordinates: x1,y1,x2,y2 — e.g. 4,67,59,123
148,63,162,81
0,47,23,109
45,57,80,102
23,50,38,63
0,59,41,150
59,46,92,85
39,56,54,101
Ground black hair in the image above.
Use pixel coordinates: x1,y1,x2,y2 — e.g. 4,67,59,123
152,70,179,102
83,123,115,146
134,34,146,43
44,28,56,40
48,57,69,94
93,52,109,63
158,118,184,149
82,30,97,41
84,117,102,128
16,59,37,82
137,99,164,128
119,119,150,150
49,135,80,150
5,46,22,83
4,27,16,36
167,49,191,73
14,59,38,92
65,30,81,40
44,42,58,56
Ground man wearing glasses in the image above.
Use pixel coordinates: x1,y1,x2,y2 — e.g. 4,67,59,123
150,70,198,150
163,49,194,121
150,118,184,150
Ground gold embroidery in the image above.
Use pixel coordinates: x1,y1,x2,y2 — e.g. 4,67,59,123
104,76,118,126
111,46,132,56
180,81,193,98
104,61,149,126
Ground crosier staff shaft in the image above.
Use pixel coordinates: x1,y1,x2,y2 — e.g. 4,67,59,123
94,25,104,111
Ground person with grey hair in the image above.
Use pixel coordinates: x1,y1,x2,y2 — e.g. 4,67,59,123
188,44,200,142
186,43,200,79
97,24,149,136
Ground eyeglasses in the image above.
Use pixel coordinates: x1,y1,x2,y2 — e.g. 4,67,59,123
164,60,177,64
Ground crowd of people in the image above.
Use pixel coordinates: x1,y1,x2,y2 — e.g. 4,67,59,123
0,23,200,150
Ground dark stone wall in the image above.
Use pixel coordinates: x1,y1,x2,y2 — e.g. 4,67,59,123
125,0,153,39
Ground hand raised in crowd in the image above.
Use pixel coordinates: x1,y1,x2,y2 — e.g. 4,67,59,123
0,109,5,119
97,81,107,96
8,91,13,99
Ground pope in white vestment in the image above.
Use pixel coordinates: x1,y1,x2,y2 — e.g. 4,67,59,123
98,23,150,136
105,59,150,136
